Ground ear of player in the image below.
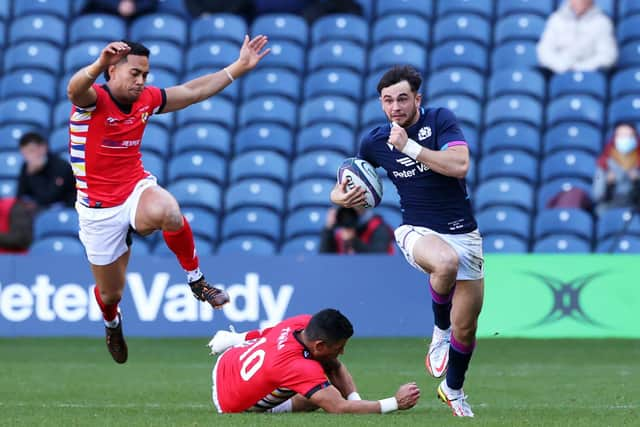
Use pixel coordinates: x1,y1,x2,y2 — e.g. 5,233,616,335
337,157,383,208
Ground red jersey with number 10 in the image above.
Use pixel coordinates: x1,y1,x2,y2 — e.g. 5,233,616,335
68,84,166,208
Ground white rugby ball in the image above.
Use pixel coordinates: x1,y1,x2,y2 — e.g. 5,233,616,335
337,158,383,208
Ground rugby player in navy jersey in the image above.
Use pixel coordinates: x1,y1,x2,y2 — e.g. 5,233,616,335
330,65,483,417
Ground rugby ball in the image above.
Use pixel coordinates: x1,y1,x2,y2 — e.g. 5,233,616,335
337,158,383,208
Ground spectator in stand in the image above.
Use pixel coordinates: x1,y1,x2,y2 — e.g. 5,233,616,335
0,198,35,253
17,132,76,210
83,0,157,20
320,206,394,254
593,123,640,216
537,0,617,74
185,0,254,20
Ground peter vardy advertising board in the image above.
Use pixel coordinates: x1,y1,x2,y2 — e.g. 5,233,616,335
0,254,638,338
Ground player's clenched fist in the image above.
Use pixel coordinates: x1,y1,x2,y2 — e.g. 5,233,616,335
395,382,421,410
388,121,409,152
98,41,132,67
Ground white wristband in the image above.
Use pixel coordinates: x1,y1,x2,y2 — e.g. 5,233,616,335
378,397,398,413
401,138,422,160
224,67,234,82
347,391,361,401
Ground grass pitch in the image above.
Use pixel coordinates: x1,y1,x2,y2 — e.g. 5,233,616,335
0,337,638,426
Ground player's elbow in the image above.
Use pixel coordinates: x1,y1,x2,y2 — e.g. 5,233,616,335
452,158,469,179
322,400,351,414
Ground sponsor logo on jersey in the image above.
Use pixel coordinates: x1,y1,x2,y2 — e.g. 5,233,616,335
392,157,430,178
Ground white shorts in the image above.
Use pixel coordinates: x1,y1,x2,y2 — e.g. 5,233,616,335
77,176,157,265
394,224,484,280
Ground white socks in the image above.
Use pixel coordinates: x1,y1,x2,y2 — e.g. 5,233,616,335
268,399,292,413
187,267,203,283
104,315,120,329
432,325,451,341
441,379,463,398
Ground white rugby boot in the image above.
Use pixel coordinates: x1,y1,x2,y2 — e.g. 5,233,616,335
437,379,474,417
425,326,450,378
207,327,245,355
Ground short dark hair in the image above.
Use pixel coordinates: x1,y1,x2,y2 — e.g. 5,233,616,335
104,40,150,81
306,309,354,343
19,132,46,148
377,65,422,95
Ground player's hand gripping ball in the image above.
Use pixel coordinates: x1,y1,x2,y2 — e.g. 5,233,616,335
337,158,383,208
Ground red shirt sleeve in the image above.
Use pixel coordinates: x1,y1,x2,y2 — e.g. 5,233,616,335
144,85,167,114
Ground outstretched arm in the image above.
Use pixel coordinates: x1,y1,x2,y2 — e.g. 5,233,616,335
162,35,270,113
309,382,420,414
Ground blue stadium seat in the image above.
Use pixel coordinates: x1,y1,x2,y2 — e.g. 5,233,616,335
360,98,387,129
230,151,289,184
478,151,538,183
536,178,591,209
369,41,427,73
69,14,127,44
280,236,320,254
182,207,219,244
534,208,594,241
9,15,66,46
5,42,61,75
429,95,481,129
372,14,430,45
608,95,640,125
434,14,491,46
284,207,325,239
618,41,640,69
481,122,540,156
217,236,277,255
595,0,615,16
491,41,538,70
308,41,366,73
312,14,368,45
485,95,542,127
300,96,358,129
176,98,234,129
0,125,35,152
541,151,596,184
130,14,187,46
460,124,478,155
234,124,294,157
0,20,5,48
488,68,545,99
191,14,247,45
186,41,236,74
292,151,344,181
494,14,545,44
243,68,301,101
172,124,231,157
437,0,492,19
239,96,296,128
167,151,226,185
48,126,68,156
30,237,85,255
483,234,528,253
33,207,79,239
0,0,7,20
140,123,169,157
156,0,190,17
167,178,222,213
547,95,603,127
63,42,101,73
620,0,640,17
430,41,487,72
0,179,17,197
225,179,285,213
259,40,305,72
549,72,607,100
140,151,165,184
304,69,362,101
252,14,308,46
618,15,640,45
153,238,215,256
533,235,591,253
474,178,534,212
149,110,173,130
364,69,386,101
379,177,401,208
596,208,640,240
611,68,640,98
427,68,484,100
476,206,530,241
14,0,70,18
0,97,50,129
376,206,402,229
0,70,56,102
144,41,183,75
597,236,640,253
53,100,71,128
146,69,178,89
376,0,433,20
222,207,281,241
496,0,554,17
288,179,335,210
543,123,601,156
0,152,23,178
296,123,355,156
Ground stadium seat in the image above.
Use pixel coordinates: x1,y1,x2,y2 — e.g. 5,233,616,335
427,68,484,100
379,177,401,208
230,150,289,184
541,151,596,184
474,178,534,212
376,0,433,20
146,69,178,89
533,235,591,253
252,14,308,46
154,238,215,256
186,41,237,74
543,123,602,156
0,152,23,178
484,95,543,127
0,97,50,129
491,41,538,70
130,14,187,46
437,0,492,19
308,41,366,73
596,236,640,253
30,237,85,255
549,72,607,100
618,41,640,69
172,124,231,157
167,151,226,185
360,98,387,129
312,14,368,46
608,95,640,125
234,124,294,157
69,14,127,43
259,40,305,72
596,208,640,240
280,236,320,254
610,68,640,98
222,207,281,241
429,95,481,129
534,208,594,241
372,15,430,45
48,126,68,156
181,207,218,244
167,178,222,213
304,69,362,101
14,0,70,18
33,207,79,239
0,125,35,152
481,122,541,157
494,14,545,44
369,41,427,73
292,151,344,181
191,14,247,45
239,96,296,128
0,70,56,103
53,100,71,128
364,69,386,101
434,14,491,46
225,179,285,213
63,42,101,73
217,236,277,255
595,0,615,16
0,179,17,197
478,151,538,184
376,206,402,229
536,178,591,209
296,123,355,156
0,0,7,20
141,124,170,157
144,41,183,75
9,15,66,46
430,41,487,72
5,42,61,75
488,68,545,100
620,0,640,17
547,95,603,127
476,206,531,241
243,68,301,101
300,96,358,129
0,20,4,48
140,151,165,184
288,179,335,210
149,109,174,130
618,15,640,45
483,234,528,253
284,207,325,239
496,0,554,17
176,98,234,129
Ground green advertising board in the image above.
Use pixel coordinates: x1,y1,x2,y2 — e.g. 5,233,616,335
478,255,640,338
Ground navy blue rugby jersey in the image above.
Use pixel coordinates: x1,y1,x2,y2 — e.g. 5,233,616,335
358,107,477,234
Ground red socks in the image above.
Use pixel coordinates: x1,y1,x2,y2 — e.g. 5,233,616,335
162,216,199,271
93,285,119,322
